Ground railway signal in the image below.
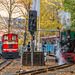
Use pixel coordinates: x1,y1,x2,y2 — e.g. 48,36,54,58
28,10,37,66
28,10,37,32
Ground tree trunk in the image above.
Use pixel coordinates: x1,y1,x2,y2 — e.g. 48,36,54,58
23,20,27,47
8,0,12,34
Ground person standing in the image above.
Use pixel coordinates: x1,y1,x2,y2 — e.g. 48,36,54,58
27,42,31,52
42,40,45,52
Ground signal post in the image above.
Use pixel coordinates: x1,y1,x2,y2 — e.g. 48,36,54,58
28,10,37,66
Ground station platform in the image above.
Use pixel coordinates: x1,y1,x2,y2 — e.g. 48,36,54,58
46,55,56,62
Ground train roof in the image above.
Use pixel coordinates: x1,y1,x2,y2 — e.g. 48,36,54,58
3,34,18,36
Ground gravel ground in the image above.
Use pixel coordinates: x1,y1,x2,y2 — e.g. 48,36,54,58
0,59,21,75
0,56,75,75
42,64,75,75
0,59,6,62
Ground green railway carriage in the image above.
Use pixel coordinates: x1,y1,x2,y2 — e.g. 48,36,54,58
61,31,75,41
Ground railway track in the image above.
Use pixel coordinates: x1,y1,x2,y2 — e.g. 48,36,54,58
16,63,74,75
0,59,13,71
0,60,7,65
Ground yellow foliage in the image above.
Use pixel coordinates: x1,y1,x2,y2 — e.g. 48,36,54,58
73,5,75,7
40,0,63,36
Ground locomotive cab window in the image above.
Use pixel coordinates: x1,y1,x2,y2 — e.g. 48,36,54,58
4,35,8,40
12,35,16,40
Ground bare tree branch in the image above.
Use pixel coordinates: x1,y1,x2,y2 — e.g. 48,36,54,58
0,1,9,13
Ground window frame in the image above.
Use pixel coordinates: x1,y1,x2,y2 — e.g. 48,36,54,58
12,35,17,41
4,35,8,41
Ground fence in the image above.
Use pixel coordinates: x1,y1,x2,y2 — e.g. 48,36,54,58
19,43,60,54
41,43,60,52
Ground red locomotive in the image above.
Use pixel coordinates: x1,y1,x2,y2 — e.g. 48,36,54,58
61,30,75,62
2,34,19,58
63,53,75,62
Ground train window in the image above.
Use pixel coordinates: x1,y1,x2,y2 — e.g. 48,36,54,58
4,35,8,40
12,35,16,40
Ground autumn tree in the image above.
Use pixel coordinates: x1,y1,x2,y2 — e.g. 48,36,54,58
0,0,27,33
18,0,33,46
40,0,62,37
17,0,63,46
63,0,75,31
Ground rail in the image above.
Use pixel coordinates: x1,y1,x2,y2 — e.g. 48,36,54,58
15,63,74,75
0,59,13,71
